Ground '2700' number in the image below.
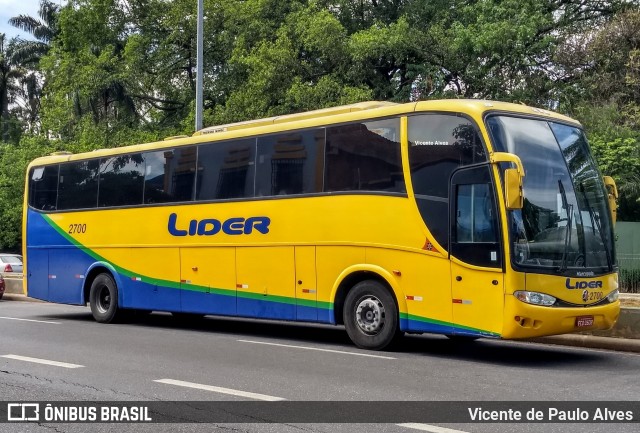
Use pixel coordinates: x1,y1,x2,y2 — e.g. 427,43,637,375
68,224,87,234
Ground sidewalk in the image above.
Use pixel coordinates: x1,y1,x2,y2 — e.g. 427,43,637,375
3,292,640,353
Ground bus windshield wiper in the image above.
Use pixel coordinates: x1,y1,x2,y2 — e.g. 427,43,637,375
558,180,573,272
579,182,613,271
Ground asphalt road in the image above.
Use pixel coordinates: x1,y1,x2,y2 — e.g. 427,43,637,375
0,299,638,433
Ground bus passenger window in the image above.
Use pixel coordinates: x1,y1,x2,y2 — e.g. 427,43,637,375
58,160,99,210
196,139,256,200
408,114,487,250
29,165,59,210
98,154,145,207
325,118,404,193
255,129,324,197
144,148,196,204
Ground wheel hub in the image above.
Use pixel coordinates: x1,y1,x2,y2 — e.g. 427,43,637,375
97,286,111,314
355,296,385,335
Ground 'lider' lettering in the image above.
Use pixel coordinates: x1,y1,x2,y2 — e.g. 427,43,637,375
565,278,603,290
168,213,270,236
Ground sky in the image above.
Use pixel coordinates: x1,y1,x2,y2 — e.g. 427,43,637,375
0,0,46,40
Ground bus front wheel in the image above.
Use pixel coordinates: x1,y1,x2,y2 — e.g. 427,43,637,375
343,280,399,350
89,273,121,323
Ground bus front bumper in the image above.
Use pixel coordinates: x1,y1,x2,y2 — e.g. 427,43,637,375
501,296,620,339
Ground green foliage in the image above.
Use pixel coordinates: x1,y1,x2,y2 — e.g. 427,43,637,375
560,9,640,220
348,17,418,100
39,0,202,141
0,34,24,143
619,268,640,293
413,0,558,102
210,2,372,123
0,135,55,250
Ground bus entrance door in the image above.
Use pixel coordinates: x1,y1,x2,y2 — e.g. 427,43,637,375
449,165,505,337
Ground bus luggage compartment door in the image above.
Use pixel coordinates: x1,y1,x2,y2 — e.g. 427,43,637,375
236,247,296,320
179,247,236,315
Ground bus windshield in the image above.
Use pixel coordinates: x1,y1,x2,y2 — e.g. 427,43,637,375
487,115,615,274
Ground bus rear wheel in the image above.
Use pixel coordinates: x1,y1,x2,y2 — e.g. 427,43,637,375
89,273,122,323
343,280,399,350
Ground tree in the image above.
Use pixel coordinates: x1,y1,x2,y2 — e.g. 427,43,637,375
212,2,372,123
557,8,640,220
9,0,60,66
39,0,215,143
0,34,24,143
0,136,56,250
6,1,62,134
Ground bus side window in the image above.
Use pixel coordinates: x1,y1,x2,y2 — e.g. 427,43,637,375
58,160,99,210
29,165,59,211
408,114,487,251
325,118,404,193
255,129,324,197
144,147,196,204
98,154,145,207
196,138,257,200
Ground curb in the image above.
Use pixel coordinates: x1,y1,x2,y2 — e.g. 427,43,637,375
1,293,44,303
528,334,640,354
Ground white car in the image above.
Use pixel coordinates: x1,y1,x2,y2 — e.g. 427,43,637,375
0,254,23,294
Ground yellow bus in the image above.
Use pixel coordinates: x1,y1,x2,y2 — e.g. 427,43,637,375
23,100,620,350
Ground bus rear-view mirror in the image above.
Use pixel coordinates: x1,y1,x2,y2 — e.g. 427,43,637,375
504,168,523,210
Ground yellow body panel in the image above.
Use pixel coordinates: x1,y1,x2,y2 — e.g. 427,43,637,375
180,247,236,293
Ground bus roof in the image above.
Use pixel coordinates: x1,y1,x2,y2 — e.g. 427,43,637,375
28,99,580,167
193,101,399,136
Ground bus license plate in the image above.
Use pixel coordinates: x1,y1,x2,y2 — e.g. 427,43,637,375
575,316,594,327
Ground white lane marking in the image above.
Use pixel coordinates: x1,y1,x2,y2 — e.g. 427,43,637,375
0,316,60,325
397,423,469,433
237,339,396,360
1,354,84,369
154,379,285,401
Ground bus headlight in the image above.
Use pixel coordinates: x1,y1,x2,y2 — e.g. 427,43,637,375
514,291,556,306
607,289,619,303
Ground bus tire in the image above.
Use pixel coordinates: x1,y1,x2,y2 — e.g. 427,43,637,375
89,273,121,323
343,280,399,350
